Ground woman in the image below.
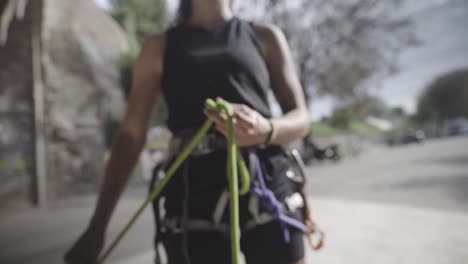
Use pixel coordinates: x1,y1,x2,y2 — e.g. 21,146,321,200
65,0,314,263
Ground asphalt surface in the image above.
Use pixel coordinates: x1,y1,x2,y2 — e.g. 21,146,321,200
305,135,468,212
1,135,467,264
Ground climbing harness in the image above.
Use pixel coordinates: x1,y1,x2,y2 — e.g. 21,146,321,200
97,98,324,263
287,149,325,250
250,153,308,242
98,98,250,264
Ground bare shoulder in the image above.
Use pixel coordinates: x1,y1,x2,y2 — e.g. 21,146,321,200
251,23,288,60
252,23,284,41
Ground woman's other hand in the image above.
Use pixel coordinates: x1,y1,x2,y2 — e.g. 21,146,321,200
305,213,325,250
64,224,105,264
63,34,165,264
204,98,273,146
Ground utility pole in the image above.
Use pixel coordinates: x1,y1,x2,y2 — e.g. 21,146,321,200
31,0,47,208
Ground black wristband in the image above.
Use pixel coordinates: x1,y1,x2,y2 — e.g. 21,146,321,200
264,119,275,145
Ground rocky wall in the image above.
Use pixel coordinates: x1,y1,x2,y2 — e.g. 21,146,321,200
0,0,128,208
42,0,127,199
0,0,36,208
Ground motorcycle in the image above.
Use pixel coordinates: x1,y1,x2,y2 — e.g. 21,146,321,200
301,137,341,165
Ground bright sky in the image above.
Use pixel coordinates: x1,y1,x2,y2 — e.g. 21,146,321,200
377,0,468,113
95,0,111,10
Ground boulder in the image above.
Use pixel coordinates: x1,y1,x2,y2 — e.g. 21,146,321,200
0,0,129,206
42,0,128,198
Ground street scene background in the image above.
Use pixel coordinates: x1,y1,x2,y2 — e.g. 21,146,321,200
1,0,468,263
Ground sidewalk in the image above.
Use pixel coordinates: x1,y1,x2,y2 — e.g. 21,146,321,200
1,193,468,264
303,198,468,264
0,193,154,264
117,198,468,264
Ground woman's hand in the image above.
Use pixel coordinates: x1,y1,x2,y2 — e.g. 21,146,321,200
204,98,273,147
305,213,317,234
305,213,325,250
64,224,105,264
63,35,164,264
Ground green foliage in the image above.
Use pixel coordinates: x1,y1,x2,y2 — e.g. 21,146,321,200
415,69,468,124
328,108,355,130
360,96,390,118
343,95,393,119
310,122,339,138
240,0,414,103
111,0,169,126
111,0,167,100
117,51,138,100
349,120,381,136
314,102,383,138
390,106,406,118
310,119,381,139
103,115,120,148
152,97,168,126
111,0,167,43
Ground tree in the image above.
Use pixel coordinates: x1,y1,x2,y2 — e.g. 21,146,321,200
102,0,168,147
110,0,168,125
328,108,355,130
335,94,387,119
111,0,167,50
235,0,416,105
390,106,406,118
415,69,468,124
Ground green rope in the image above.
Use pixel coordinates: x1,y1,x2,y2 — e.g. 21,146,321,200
98,98,250,264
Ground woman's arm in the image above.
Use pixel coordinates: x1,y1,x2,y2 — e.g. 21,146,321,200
64,34,165,264
204,24,309,146
254,23,310,145
90,35,164,231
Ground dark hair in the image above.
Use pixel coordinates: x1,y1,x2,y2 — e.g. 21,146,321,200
177,0,192,24
177,0,233,24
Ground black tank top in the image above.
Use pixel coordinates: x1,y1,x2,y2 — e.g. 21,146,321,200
160,18,295,220
162,17,272,132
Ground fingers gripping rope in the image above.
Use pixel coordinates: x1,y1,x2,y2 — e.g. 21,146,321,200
204,99,250,195
97,99,250,264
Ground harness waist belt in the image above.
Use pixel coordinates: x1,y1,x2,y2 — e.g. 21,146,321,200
163,212,276,234
169,131,226,156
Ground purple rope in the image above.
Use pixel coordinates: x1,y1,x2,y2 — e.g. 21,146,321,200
251,153,307,243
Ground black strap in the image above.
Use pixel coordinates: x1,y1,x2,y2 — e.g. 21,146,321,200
149,162,165,264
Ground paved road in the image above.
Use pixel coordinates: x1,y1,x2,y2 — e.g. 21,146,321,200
0,195,154,264
1,136,467,264
306,135,468,212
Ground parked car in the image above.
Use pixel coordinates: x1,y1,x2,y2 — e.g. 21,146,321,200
386,130,425,146
400,130,425,144
445,118,468,136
